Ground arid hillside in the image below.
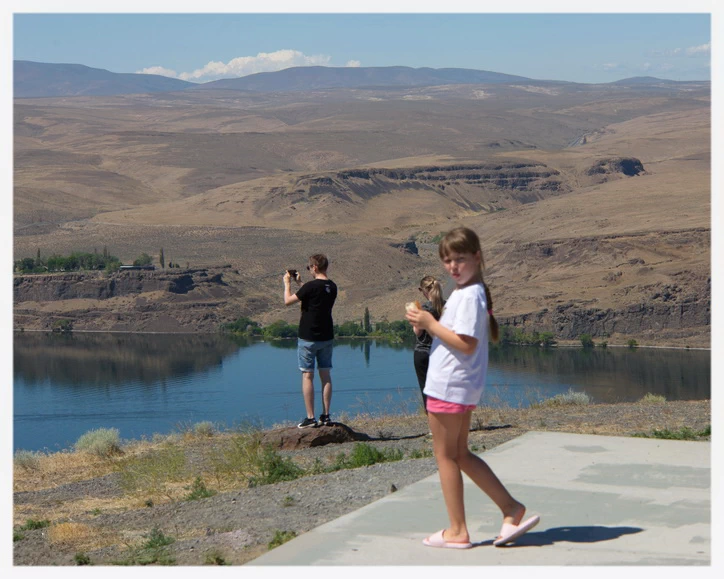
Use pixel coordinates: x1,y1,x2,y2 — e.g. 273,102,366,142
13,81,711,346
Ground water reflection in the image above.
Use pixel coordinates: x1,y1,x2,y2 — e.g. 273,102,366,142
13,333,710,452
489,346,710,402
14,332,244,387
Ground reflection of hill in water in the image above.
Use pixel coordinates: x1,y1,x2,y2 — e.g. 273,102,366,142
489,346,710,401
14,332,247,386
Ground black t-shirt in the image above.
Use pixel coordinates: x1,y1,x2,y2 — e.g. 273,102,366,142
295,278,337,341
414,300,444,352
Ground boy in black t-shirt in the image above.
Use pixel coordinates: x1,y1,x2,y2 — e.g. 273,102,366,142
283,254,337,428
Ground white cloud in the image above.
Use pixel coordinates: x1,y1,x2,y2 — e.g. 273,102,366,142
136,65,179,78
137,49,352,82
686,43,710,56
601,63,620,71
181,49,334,82
650,43,710,58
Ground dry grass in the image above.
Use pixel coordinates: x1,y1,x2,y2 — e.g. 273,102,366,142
48,522,120,551
13,450,115,493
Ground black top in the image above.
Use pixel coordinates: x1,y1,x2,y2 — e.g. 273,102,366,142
295,278,337,341
414,300,444,352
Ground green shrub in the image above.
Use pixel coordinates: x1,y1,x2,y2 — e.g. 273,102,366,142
74,427,122,457
52,319,74,333
579,334,594,348
640,393,666,404
143,527,175,549
112,527,176,565
192,421,216,437
204,549,229,565
184,477,217,501
627,339,639,349
19,519,51,531
409,448,434,459
14,449,42,470
74,553,92,566
536,388,591,407
330,443,404,471
248,447,305,487
268,530,296,550
634,426,711,440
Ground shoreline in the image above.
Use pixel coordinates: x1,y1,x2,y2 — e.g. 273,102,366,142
14,328,712,351
14,397,712,459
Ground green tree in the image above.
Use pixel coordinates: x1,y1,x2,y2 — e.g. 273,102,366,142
262,320,298,339
580,334,594,348
363,307,371,333
159,248,165,269
133,253,153,266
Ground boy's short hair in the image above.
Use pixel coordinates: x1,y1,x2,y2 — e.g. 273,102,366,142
309,254,329,272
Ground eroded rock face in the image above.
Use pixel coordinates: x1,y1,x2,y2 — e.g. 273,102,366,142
586,157,645,178
260,423,372,450
13,268,225,302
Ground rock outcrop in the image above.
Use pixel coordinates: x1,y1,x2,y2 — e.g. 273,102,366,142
260,423,372,450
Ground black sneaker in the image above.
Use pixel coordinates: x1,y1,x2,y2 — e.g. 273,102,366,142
319,414,332,426
297,417,318,429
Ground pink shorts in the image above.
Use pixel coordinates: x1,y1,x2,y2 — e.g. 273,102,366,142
426,396,477,414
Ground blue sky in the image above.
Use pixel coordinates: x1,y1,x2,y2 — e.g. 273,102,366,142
9,4,714,84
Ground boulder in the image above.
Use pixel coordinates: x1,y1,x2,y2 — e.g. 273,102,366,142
260,423,371,450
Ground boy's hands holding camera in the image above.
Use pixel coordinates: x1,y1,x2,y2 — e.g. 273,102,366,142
284,269,301,285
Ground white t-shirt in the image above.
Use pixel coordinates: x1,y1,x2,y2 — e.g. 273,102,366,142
423,283,489,405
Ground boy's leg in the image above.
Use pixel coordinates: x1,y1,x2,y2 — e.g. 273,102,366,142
301,372,315,418
318,369,332,415
298,340,316,418
317,340,334,416
428,411,469,543
456,411,526,525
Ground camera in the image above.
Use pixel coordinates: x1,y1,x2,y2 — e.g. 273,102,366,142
286,269,301,282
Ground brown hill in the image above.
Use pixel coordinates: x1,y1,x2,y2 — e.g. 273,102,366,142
13,82,711,346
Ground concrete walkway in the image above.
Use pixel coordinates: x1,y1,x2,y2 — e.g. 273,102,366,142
249,431,711,566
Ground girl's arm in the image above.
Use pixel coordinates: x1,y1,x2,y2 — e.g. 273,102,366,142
406,310,478,355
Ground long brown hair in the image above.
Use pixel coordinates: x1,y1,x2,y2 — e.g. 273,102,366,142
439,227,499,343
419,275,444,318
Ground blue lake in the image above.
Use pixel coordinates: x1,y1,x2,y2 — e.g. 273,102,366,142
13,332,710,452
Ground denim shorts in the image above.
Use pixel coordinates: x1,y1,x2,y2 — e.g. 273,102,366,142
297,339,334,372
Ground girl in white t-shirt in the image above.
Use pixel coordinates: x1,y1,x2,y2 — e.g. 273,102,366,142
406,227,539,549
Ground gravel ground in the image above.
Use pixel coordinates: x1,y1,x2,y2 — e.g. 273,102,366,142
13,400,710,566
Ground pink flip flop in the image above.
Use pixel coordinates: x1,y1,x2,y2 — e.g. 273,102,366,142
422,529,473,549
493,515,540,547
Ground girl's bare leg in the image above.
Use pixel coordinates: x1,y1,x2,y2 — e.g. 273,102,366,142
456,411,527,527
428,411,470,543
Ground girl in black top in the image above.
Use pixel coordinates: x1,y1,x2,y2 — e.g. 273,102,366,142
412,275,445,412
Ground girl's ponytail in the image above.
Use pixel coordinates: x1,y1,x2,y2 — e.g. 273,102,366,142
420,276,445,318
484,283,499,343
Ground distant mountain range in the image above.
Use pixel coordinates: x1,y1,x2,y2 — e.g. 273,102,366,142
14,60,705,99
14,61,195,98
